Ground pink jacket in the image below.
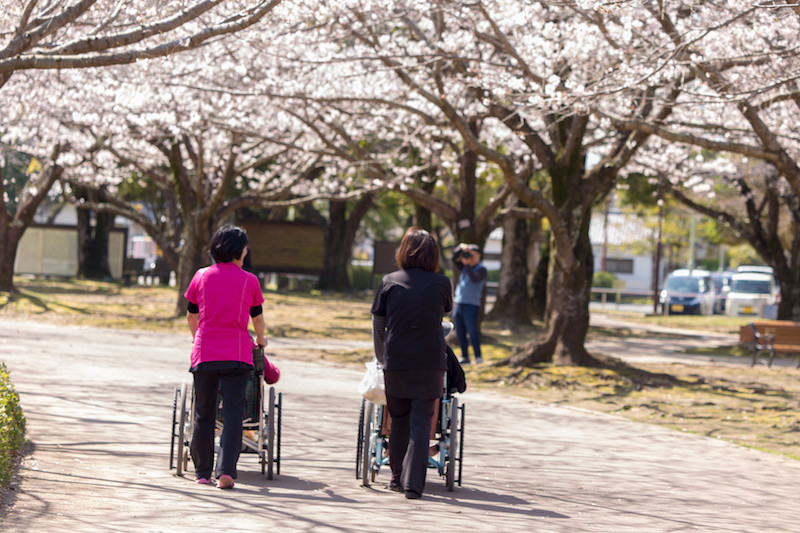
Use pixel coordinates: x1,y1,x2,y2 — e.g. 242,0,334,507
185,262,264,368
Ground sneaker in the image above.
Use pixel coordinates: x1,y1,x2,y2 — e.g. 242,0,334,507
459,358,470,365
196,478,210,485
218,474,235,489
475,357,483,364
386,480,403,493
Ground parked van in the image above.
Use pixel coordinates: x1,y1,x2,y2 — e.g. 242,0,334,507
725,272,779,317
710,271,735,314
659,269,715,315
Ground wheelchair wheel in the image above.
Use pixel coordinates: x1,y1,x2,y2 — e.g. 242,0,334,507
266,385,277,479
176,383,188,477
457,402,465,486
276,391,282,476
356,398,366,479
169,387,180,470
445,397,459,491
361,401,375,487
258,381,266,475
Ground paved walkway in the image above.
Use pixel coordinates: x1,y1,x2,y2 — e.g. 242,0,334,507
1,318,799,532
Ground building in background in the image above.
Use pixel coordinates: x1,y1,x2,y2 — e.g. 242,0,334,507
589,211,663,291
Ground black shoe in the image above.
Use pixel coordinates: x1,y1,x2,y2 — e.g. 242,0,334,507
405,490,421,500
386,480,402,493
459,358,470,365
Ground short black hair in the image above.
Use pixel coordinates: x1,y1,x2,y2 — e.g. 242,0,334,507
210,224,248,263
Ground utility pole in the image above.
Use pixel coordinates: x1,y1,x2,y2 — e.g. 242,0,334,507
687,213,697,271
652,182,664,314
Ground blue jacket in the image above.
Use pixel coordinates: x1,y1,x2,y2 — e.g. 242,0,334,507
454,262,487,306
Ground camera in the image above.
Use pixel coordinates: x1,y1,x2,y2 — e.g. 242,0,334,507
458,250,473,260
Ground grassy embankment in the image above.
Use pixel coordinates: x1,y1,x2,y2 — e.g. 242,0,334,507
1,278,798,459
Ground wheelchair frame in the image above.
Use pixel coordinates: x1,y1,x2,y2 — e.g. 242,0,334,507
169,368,282,479
355,391,465,491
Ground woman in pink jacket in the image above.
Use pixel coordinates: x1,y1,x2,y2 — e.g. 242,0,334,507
185,225,266,489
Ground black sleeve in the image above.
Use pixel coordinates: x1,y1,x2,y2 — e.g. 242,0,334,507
442,276,454,314
372,314,386,364
250,305,263,318
465,265,487,283
186,301,199,314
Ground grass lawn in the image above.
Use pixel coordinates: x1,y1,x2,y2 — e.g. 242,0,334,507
2,277,799,459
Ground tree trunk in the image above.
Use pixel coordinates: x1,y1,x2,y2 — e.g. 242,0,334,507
529,227,549,320
485,210,533,325
319,201,352,291
318,195,374,292
76,207,113,280
507,208,601,367
0,150,64,292
0,227,22,292
173,219,213,316
414,177,435,231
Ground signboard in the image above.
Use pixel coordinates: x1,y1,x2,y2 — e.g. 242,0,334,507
373,240,400,274
239,220,324,274
14,224,126,279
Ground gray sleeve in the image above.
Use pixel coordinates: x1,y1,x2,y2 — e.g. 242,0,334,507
372,314,386,364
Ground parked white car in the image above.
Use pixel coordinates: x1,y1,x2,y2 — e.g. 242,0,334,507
725,272,779,317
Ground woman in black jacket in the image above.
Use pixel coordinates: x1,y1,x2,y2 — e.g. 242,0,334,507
371,227,453,499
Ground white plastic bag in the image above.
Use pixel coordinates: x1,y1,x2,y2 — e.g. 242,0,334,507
358,360,386,405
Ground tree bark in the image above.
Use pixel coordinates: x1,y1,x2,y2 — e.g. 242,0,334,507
0,148,63,292
0,227,23,292
319,200,352,291
318,194,375,291
527,220,547,320
485,207,535,325
507,211,599,367
75,186,114,279
175,226,211,316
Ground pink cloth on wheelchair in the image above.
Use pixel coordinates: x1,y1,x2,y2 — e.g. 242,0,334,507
185,262,264,368
264,356,280,384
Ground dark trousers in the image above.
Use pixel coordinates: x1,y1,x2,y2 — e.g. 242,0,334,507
453,302,481,361
386,395,437,495
190,368,249,479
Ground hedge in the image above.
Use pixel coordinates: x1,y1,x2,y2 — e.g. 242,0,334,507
0,363,26,486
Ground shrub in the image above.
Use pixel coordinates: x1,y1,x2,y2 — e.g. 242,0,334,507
593,270,618,288
0,363,26,486
348,264,374,291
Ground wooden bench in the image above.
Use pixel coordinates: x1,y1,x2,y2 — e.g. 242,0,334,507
739,320,800,368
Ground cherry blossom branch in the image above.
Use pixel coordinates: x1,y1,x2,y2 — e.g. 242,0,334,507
0,0,282,76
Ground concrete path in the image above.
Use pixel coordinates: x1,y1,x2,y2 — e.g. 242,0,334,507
1,317,799,532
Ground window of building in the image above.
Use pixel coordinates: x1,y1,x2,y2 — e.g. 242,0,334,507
606,258,634,274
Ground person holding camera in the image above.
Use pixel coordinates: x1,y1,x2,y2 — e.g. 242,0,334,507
451,243,487,364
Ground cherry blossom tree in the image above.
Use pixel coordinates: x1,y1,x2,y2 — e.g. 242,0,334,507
0,144,64,291
598,2,800,319
3,45,342,311
1,0,284,293
0,0,282,89
277,0,700,366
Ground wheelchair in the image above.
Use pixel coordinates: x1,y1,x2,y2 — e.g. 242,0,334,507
355,384,465,491
170,347,282,479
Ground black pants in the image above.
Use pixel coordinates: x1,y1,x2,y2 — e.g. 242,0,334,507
386,395,437,496
190,368,249,480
